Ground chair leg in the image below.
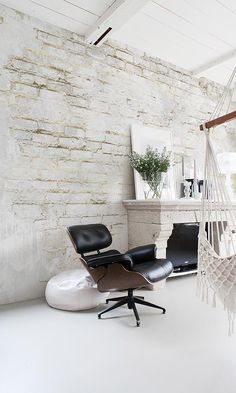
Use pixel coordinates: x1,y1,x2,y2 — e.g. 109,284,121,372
106,295,143,304
106,296,126,304
132,302,140,327
134,297,166,314
98,298,127,319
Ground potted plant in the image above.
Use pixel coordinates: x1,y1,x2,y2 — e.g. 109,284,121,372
129,145,171,199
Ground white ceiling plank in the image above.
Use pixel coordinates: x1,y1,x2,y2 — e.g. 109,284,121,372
216,0,236,13
184,0,236,46
152,0,236,49
0,0,117,34
0,0,92,33
31,0,98,26
85,0,149,46
63,0,117,17
113,12,217,70
151,0,235,48
113,10,229,69
144,2,231,54
113,0,236,84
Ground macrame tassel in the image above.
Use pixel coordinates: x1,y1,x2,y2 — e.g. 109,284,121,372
228,311,231,336
232,316,235,335
212,292,216,308
201,283,205,302
228,311,235,337
206,287,209,304
196,275,202,297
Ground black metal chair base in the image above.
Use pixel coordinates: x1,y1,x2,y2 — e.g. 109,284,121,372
98,289,166,326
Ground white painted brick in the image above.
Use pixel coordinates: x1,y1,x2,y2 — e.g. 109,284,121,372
38,65,66,81
102,143,129,155
39,89,64,100
116,49,133,63
13,83,39,96
10,129,32,141
65,40,86,55
65,204,88,217
10,117,37,130
90,100,110,113
101,43,115,57
18,73,48,87
12,203,45,219
46,81,73,95
58,136,86,149
37,121,64,134
85,141,102,152
106,55,125,70
32,133,58,146
37,30,63,47
32,158,58,170
86,46,106,60
65,95,89,108
64,126,85,138
70,150,93,161
125,63,142,76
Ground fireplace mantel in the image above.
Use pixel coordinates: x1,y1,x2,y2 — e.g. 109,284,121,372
123,199,236,259
123,199,203,212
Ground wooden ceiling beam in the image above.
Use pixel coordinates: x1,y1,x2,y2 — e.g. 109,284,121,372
85,0,149,46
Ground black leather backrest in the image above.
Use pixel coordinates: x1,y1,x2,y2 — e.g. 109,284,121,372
67,224,112,254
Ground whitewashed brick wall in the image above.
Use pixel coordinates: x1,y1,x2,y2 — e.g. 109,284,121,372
0,4,234,305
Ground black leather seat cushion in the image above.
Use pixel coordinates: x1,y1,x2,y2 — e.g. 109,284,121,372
85,250,173,283
84,249,120,263
133,259,173,283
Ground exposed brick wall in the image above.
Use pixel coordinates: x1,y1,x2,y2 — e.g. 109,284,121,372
0,4,233,304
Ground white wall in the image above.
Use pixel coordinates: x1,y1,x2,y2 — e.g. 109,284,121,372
0,4,234,305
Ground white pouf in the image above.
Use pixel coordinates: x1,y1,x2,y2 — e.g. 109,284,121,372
45,269,109,311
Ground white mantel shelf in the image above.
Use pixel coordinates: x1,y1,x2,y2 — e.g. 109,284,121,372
123,199,236,210
123,199,203,211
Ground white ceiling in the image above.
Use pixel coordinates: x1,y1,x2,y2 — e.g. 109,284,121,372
0,0,116,34
112,0,236,85
1,0,236,85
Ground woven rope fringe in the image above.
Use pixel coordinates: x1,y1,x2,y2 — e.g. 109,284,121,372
227,310,235,336
197,276,217,308
212,292,216,308
197,274,235,336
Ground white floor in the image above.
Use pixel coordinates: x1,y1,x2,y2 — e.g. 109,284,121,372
1,275,236,393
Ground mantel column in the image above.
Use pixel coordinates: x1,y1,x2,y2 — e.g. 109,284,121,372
125,208,174,258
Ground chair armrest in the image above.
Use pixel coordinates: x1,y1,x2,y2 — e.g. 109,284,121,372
87,253,133,270
126,244,156,264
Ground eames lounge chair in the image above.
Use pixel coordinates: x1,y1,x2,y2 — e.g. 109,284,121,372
67,224,173,326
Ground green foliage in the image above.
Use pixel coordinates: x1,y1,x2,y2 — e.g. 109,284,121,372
129,146,171,198
129,145,171,178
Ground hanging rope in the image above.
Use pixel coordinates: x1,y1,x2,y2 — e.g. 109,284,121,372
198,68,236,335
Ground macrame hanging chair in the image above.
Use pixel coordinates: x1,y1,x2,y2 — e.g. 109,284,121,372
198,67,236,335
